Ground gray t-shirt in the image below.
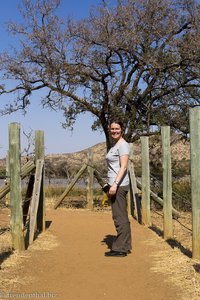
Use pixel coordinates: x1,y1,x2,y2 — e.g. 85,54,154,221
106,141,130,186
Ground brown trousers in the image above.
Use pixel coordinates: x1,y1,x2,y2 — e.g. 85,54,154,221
111,185,132,253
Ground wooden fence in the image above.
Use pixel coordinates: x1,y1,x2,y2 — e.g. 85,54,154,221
1,107,200,259
0,123,45,251
132,107,200,260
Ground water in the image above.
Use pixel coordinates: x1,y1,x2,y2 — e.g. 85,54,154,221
0,177,101,188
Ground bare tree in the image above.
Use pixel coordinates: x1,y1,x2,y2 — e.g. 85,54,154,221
0,0,199,149
21,128,34,159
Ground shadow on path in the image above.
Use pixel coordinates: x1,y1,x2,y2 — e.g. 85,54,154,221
101,234,116,250
149,225,192,258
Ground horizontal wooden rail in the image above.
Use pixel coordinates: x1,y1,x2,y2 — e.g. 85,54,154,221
93,169,105,187
0,160,36,200
0,183,10,200
136,180,180,218
21,160,36,179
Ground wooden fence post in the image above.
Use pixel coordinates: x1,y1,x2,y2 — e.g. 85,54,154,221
35,130,45,232
190,108,200,259
5,151,10,207
9,122,25,251
86,149,94,210
128,144,135,217
141,136,151,226
161,126,173,240
29,159,44,244
127,189,131,216
128,143,142,223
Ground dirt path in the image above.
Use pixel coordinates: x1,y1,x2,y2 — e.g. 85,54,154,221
2,209,184,300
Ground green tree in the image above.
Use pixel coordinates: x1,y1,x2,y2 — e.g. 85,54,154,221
0,0,199,149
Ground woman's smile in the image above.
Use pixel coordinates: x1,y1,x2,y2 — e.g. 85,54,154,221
110,124,122,141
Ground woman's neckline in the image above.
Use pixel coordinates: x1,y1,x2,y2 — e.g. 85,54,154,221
113,137,125,147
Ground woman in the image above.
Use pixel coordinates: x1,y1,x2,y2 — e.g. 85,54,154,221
105,119,132,257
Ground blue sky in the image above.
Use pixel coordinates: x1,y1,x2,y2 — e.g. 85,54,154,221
0,0,110,158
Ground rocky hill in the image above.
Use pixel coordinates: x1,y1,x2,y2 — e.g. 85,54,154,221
44,142,107,178
46,142,107,168
0,134,190,179
46,133,190,163
45,134,190,178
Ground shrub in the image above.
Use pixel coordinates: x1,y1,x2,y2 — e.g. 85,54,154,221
172,180,191,211
0,166,6,179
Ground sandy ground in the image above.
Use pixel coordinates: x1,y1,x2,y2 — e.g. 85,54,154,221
0,208,187,300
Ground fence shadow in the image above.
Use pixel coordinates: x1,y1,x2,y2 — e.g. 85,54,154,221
166,238,192,258
149,225,163,237
24,220,53,249
45,220,52,229
149,225,192,258
193,263,200,273
0,250,13,268
101,234,116,250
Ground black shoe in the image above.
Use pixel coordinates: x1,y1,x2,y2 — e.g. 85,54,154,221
105,250,127,257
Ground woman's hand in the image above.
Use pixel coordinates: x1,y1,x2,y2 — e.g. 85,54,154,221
108,183,118,196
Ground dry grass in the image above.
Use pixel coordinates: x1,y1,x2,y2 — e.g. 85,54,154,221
0,229,59,292
27,230,59,251
0,206,59,292
150,210,200,300
151,247,200,300
0,208,13,276
0,231,12,253
151,211,192,255
0,235,24,291
45,195,106,210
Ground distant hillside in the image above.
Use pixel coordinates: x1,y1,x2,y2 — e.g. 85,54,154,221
45,142,107,176
47,142,106,165
0,135,190,178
